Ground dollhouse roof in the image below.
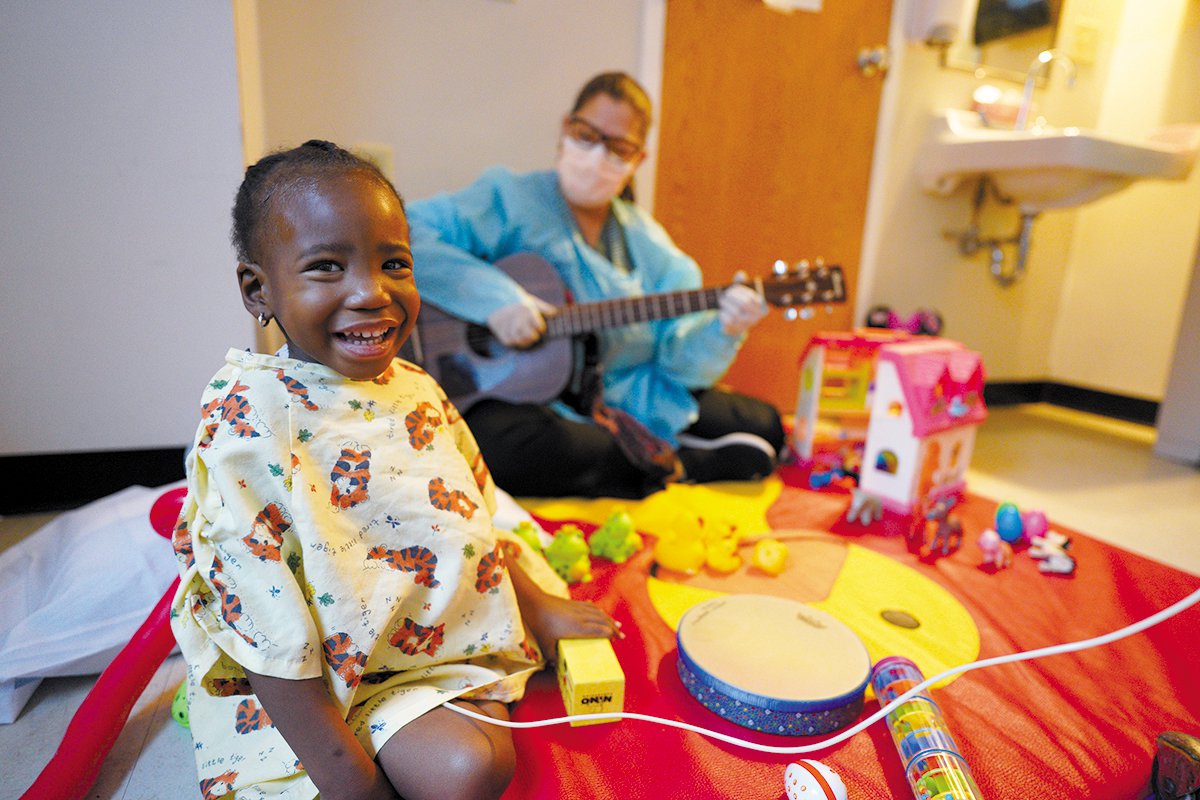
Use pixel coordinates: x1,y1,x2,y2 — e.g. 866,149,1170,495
800,329,913,363
877,339,987,437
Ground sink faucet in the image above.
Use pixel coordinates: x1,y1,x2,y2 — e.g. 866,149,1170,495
1014,49,1077,130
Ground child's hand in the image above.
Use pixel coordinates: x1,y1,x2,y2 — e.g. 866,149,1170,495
522,593,622,664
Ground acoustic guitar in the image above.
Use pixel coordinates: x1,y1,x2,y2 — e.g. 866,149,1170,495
400,252,846,411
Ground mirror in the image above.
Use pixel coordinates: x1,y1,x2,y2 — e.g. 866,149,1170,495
942,0,1063,84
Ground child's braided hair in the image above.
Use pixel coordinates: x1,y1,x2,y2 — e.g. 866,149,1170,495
231,139,403,263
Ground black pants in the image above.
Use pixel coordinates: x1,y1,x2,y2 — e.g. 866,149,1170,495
464,388,784,499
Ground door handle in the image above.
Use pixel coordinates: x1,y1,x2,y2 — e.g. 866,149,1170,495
857,45,890,78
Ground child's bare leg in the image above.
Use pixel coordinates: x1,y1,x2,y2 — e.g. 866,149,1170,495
376,699,514,800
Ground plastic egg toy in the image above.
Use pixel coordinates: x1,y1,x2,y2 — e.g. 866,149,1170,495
785,760,848,800
1021,509,1048,542
994,502,1024,543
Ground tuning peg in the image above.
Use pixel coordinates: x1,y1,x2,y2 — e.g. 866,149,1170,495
796,259,811,274
785,307,799,321
814,257,826,274
773,259,788,276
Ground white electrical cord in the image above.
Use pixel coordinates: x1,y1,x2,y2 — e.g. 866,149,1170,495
443,586,1200,754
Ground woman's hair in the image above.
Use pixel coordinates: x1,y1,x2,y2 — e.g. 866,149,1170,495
571,72,653,142
231,139,404,263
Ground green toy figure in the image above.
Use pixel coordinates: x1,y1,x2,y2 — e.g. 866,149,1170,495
171,680,189,728
589,508,644,564
511,520,545,555
543,524,593,584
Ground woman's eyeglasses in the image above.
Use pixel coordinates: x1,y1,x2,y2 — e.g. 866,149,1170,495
565,116,643,163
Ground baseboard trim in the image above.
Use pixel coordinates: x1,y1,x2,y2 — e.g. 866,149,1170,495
984,381,1159,426
0,447,186,515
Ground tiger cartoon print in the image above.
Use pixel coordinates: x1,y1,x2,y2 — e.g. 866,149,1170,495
275,368,319,411
371,363,395,385
200,379,270,440
198,770,239,800
474,543,506,593
242,502,291,562
206,557,271,650
207,677,252,697
172,516,194,569
322,632,368,689
427,477,478,520
365,545,440,588
330,442,371,510
467,449,491,494
404,401,443,450
234,697,274,734
388,616,446,657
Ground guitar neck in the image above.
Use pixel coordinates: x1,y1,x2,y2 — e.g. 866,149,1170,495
544,286,726,338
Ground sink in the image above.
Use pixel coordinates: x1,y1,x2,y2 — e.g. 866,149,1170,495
918,109,1200,212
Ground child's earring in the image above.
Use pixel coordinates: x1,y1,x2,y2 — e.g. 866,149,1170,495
258,313,270,328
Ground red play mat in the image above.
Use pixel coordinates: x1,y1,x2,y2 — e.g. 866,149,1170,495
502,472,1200,799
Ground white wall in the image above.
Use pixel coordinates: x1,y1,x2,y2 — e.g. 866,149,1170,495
0,2,250,456
247,0,645,201
1047,0,1200,400
862,0,1200,400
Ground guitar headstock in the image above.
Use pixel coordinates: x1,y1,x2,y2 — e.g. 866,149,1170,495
758,259,847,320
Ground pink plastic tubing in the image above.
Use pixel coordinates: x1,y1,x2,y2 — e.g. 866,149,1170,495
20,487,185,800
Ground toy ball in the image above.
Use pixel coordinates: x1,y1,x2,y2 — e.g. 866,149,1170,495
785,760,848,800
994,502,1024,544
1021,509,1049,542
171,680,190,728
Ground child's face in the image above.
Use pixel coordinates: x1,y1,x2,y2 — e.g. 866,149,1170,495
252,171,418,380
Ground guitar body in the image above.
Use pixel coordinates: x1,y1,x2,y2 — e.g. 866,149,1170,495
400,253,574,412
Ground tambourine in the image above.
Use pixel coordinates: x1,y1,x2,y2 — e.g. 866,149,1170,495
676,594,871,736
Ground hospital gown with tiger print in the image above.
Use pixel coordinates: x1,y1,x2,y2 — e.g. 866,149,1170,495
170,348,565,800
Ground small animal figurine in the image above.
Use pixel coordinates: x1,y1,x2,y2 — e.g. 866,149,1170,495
1029,530,1076,575
752,538,789,576
511,520,545,554
847,488,883,525
977,528,1013,570
921,495,963,558
785,760,848,800
543,525,593,584
588,508,644,564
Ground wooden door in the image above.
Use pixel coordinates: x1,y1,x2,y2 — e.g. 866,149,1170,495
655,0,893,413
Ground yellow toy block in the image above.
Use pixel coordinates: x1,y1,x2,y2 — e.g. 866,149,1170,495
557,638,625,726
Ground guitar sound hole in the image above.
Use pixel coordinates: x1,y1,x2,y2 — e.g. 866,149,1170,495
465,323,504,358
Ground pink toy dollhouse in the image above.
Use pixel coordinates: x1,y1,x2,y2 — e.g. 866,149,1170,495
793,329,913,461
856,339,987,514
794,332,988,515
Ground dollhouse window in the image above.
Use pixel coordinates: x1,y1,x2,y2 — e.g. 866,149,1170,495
876,450,899,474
